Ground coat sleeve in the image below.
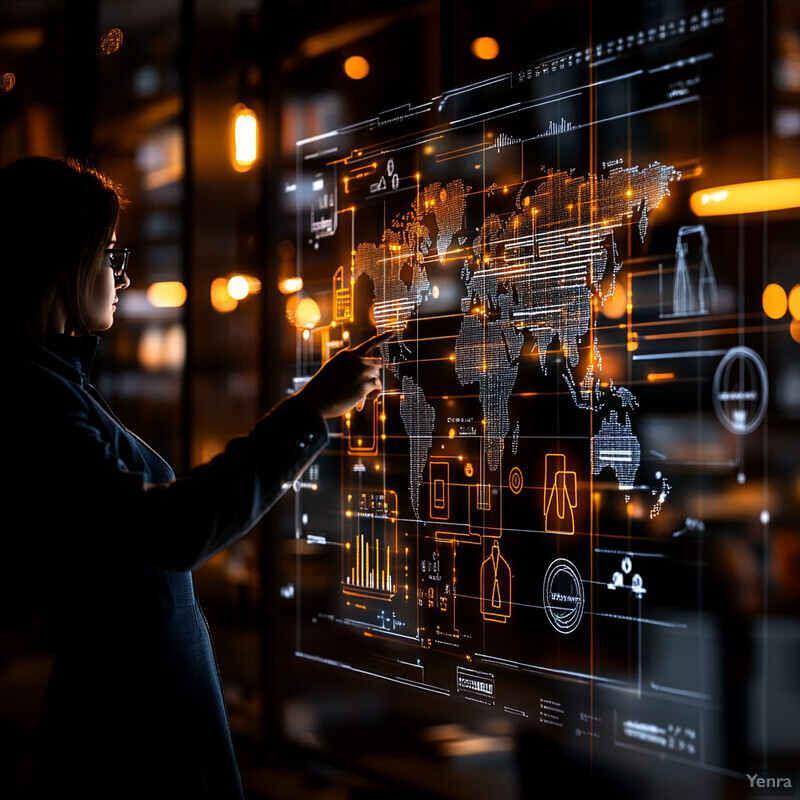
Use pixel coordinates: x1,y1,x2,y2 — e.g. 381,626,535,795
19,374,329,571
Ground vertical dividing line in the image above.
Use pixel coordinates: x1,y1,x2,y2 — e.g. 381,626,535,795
587,0,596,759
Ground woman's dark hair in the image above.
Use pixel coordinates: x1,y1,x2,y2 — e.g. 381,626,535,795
0,156,124,342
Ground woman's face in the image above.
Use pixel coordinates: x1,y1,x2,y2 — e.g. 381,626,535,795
85,233,129,331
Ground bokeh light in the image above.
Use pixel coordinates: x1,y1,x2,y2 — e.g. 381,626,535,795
344,56,370,80
471,37,500,60
762,283,787,319
690,179,800,215
295,297,321,329
788,284,800,320
227,275,250,300
211,277,237,313
602,282,627,319
147,281,187,308
232,105,257,171
278,277,303,294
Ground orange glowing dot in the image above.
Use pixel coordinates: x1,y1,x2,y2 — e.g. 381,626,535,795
787,284,800,320
278,277,303,294
791,319,800,343
1,73,15,92
211,277,237,313
762,283,788,319
471,36,500,60
295,297,321,329
227,275,251,300
344,55,370,80
449,428,456,439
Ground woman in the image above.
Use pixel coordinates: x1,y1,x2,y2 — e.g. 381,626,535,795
2,156,385,798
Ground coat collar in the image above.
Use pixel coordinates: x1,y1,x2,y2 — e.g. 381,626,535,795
27,334,100,385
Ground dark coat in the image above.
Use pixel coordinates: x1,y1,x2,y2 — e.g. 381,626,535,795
12,335,327,799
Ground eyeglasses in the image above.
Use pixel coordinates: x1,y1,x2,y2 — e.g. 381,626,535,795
104,247,131,280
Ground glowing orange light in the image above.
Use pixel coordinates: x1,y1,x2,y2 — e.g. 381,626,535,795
690,179,800,216
762,283,788,319
211,277,237,313
227,275,250,300
1,73,15,92
602,283,627,319
344,55,370,80
232,105,257,172
147,281,187,308
278,277,303,294
791,319,800,344
647,372,675,382
788,285,800,320
295,297,321,329
471,37,500,60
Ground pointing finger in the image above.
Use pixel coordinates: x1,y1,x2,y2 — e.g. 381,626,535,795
351,330,394,355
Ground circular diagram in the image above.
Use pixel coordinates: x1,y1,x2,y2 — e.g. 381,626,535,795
712,347,768,435
542,558,585,634
508,466,523,494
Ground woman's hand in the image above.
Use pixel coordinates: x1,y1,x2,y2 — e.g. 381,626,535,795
296,331,392,419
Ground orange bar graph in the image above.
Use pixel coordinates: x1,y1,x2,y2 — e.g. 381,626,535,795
346,535,393,593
